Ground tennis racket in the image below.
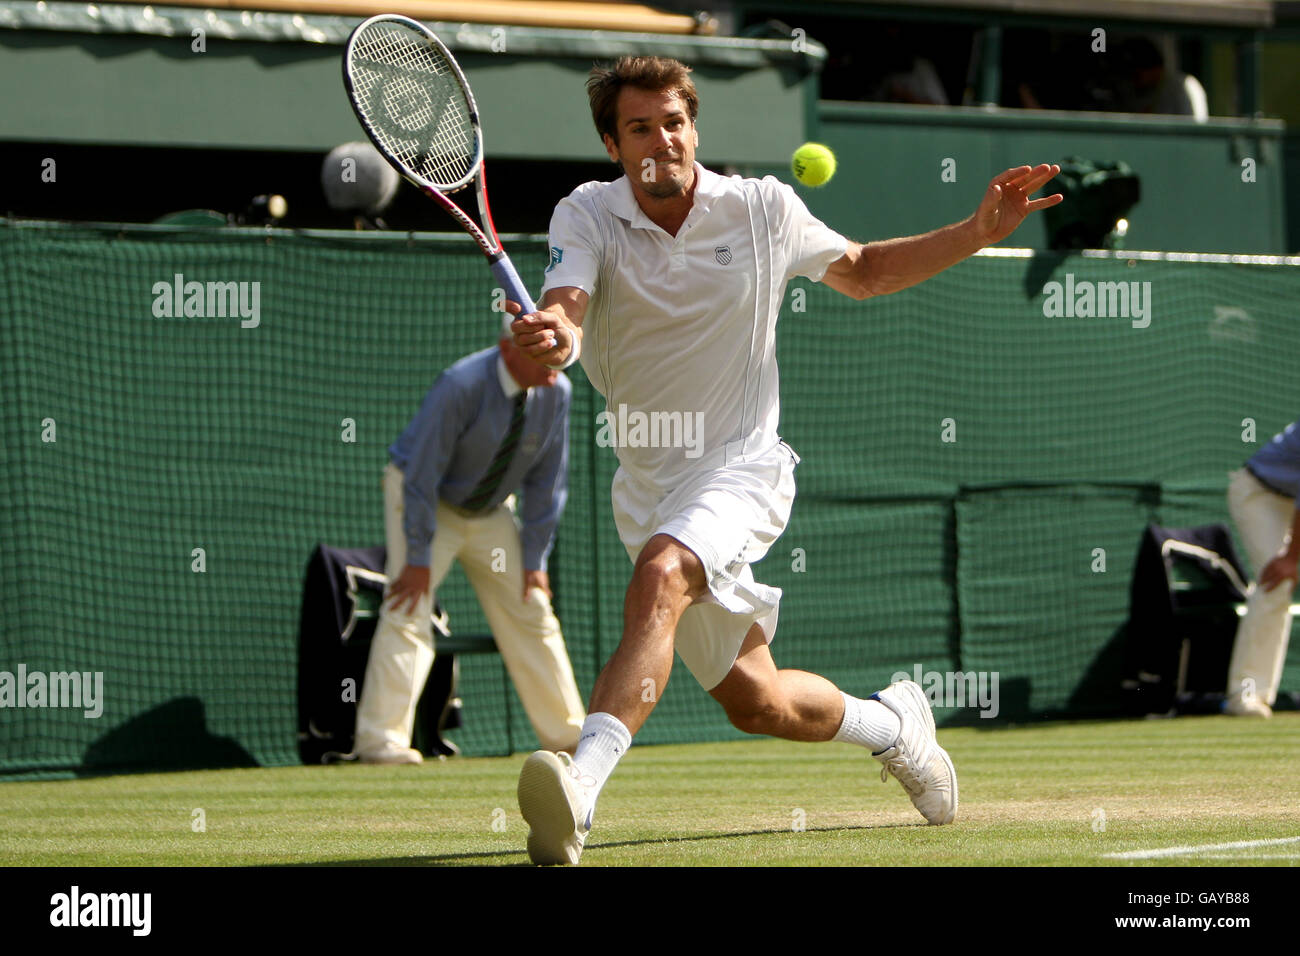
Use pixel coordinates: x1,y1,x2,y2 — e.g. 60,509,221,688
342,14,535,314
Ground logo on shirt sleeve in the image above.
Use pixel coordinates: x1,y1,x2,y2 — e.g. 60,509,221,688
545,246,564,273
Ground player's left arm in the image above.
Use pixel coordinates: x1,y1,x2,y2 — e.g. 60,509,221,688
822,164,1062,300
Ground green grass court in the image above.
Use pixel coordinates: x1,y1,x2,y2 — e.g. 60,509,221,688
3,714,1296,867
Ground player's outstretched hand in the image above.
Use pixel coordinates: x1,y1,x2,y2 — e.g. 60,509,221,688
972,164,1062,246
506,299,573,366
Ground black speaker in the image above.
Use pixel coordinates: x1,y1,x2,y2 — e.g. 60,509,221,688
296,544,459,763
1122,524,1248,715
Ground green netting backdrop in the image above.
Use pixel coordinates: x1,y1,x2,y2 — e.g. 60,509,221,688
2,220,1298,777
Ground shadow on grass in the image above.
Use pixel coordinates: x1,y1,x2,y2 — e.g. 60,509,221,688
77,696,258,777
274,822,923,867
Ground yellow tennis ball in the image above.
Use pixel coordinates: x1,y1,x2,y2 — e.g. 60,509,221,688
792,143,836,187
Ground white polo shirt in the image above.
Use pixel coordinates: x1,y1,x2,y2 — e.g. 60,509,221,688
541,163,848,493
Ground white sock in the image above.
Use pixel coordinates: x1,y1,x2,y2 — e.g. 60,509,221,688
832,692,901,754
572,712,632,801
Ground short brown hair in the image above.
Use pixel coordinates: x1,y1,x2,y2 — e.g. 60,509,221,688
586,57,699,144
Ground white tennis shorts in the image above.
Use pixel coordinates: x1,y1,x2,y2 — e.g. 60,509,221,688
611,441,799,690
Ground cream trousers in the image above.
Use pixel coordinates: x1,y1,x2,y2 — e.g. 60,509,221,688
1226,468,1295,706
354,463,585,754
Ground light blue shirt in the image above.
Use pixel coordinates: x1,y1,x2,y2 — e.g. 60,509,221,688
1246,420,1300,503
389,347,571,571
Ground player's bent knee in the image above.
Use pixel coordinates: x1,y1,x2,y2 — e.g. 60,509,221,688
631,539,706,602
631,553,691,602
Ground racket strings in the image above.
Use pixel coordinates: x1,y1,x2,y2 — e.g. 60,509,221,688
348,23,478,190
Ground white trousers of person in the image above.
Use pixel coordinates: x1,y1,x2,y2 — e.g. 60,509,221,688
1226,468,1295,710
354,463,586,758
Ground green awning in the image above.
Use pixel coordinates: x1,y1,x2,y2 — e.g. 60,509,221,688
0,1,825,163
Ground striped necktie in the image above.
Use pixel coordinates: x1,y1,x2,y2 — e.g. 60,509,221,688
463,390,527,511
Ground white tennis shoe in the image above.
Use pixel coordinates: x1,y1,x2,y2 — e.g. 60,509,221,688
871,680,958,825
356,745,423,765
517,750,594,865
1223,696,1272,718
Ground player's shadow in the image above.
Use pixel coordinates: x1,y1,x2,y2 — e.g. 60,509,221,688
281,823,922,866
77,695,258,777
1022,250,1071,300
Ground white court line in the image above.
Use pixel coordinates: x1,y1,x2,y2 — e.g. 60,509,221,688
1103,836,1300,860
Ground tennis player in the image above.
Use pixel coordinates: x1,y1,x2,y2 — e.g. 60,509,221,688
509,56,1062,864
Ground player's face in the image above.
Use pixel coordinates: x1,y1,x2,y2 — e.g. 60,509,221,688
500,337,559,389
603,86,698,199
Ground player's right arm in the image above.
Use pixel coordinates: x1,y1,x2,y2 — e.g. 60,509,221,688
508,286,587,369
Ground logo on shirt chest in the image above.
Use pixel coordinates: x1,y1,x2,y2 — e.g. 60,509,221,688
714,245,733,265
520,433,542,458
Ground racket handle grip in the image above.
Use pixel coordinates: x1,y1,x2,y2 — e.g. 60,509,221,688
489,253,537,316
